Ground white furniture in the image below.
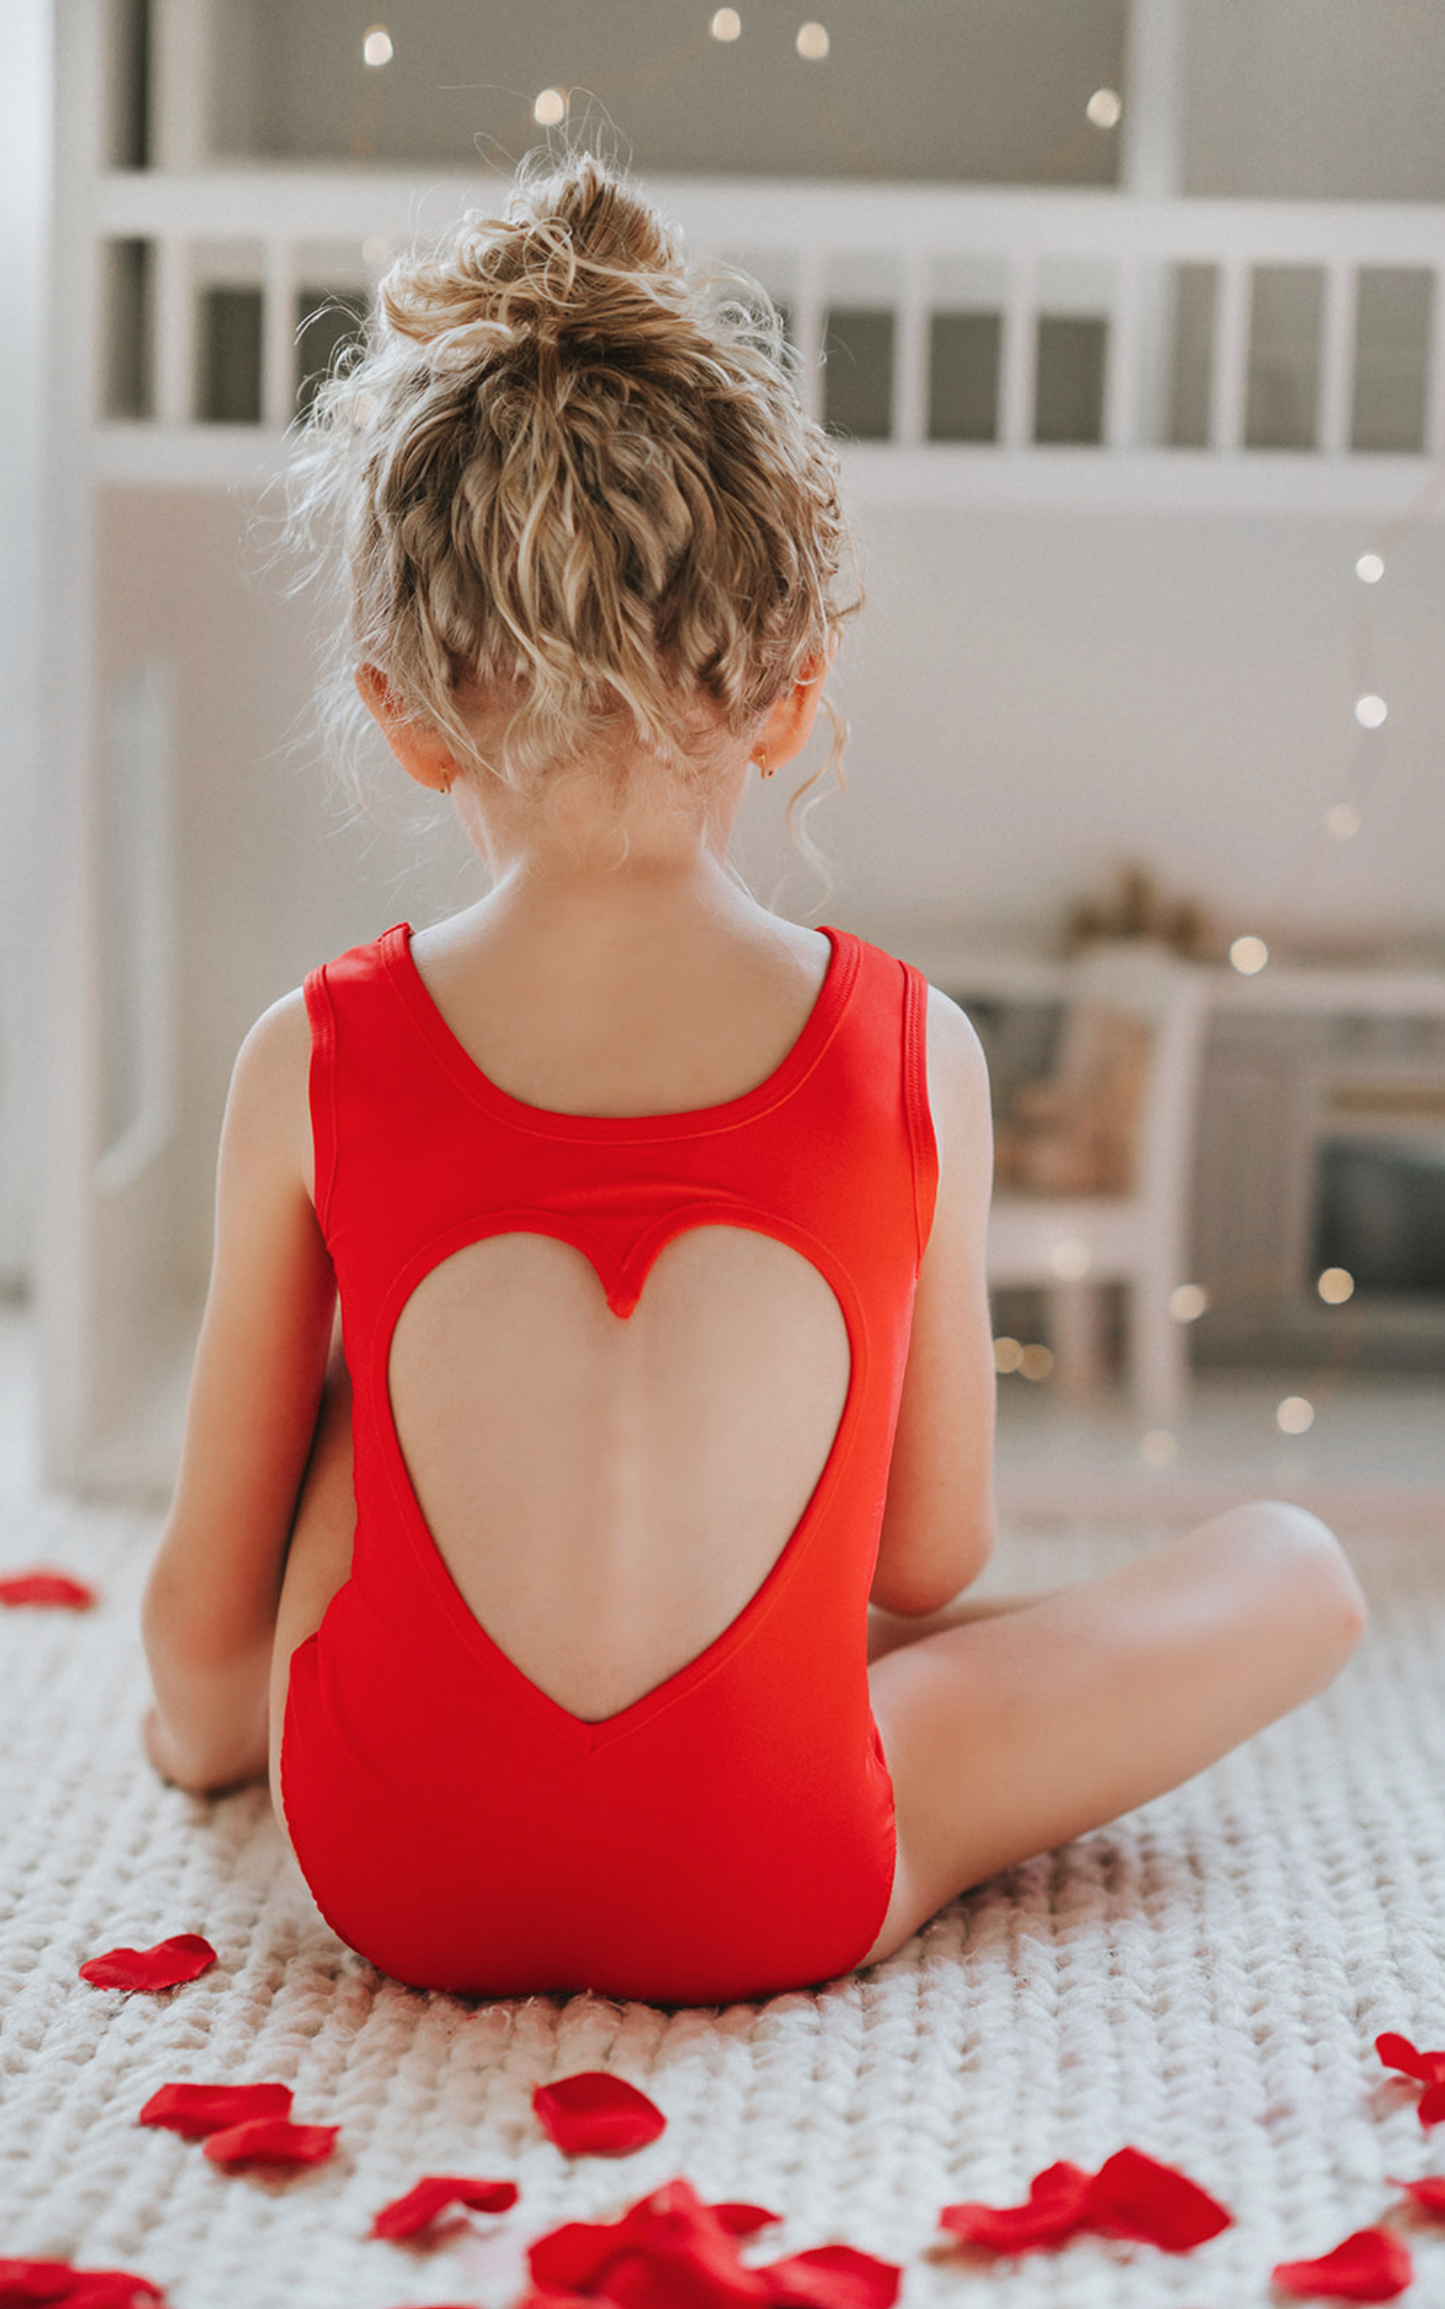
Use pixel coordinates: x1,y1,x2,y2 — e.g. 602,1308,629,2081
955,943,1212,1422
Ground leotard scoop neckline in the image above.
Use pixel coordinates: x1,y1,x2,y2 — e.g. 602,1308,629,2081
381,920,858,1140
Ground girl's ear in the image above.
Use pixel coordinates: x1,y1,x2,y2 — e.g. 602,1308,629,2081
752,641,836,776
354,665,458,794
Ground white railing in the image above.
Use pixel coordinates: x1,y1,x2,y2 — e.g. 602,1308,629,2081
93,170,1445,498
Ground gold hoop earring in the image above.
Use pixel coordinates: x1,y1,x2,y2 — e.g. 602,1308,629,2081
755,749,775,781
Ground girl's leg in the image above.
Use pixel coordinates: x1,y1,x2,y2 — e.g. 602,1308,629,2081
862,1502,1365,1964
267,1349,357,1832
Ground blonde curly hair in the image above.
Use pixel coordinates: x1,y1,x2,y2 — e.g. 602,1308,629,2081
288,151,860,807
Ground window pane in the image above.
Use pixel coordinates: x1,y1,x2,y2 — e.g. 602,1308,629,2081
822,308,895,440
928,311,1001,442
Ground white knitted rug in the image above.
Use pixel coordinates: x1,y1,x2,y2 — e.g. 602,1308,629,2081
3,1491,1445,2309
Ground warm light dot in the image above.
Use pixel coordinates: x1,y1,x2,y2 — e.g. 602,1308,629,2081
361,235,390,267
796,20,830,58
993,1335,1024,1375
1018,1343,1054,1382
1141,1429,1177,1465
1355,693,1388,729
711,6,742,36
1355,552,1385,584
362,24,394,66
534,86,567,125
1318,1266,1356,1305
1326,802,1361,841
1168,1282,1210,1324
1277,1395,1315,1435
1049,1236,1093,1281
1230,935,1269,976
1086,87,1122,128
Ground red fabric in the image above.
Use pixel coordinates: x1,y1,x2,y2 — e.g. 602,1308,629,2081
281,926,934,2004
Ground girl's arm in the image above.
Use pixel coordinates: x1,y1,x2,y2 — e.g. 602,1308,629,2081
871,986,997,1616
142,990,336,1793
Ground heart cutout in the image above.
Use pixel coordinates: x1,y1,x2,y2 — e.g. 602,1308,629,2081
388,1226,850,1720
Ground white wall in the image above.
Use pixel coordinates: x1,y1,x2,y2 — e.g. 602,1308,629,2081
0,0,51,1287
1185,0,1445,203
826,501,1445,956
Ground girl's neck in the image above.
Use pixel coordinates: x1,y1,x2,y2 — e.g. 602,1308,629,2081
452,734,752,908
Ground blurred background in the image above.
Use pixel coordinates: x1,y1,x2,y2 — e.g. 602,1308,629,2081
2,0,1444,1511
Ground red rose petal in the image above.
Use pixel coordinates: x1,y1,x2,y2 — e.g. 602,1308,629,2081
533,2073,667,2158
1417,2082,1445,2128
79,1935,217,1992
713,2208,781,2238
138,2082,293,2137
201,2116,339,2168
529,2179,770,2303
0,1573,96,1610
1390,2172,1445,2216
758,2243,902,2308
1272,2229,1414,2302
371,2173,519,2239
939,2162,1095,2253
1376,2032,1445,2087
1083,2146,1233,2251
0,2264,162,2307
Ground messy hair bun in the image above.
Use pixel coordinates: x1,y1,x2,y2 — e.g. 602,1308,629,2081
289,152,858,797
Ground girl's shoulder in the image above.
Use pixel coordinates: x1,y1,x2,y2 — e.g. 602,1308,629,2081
919,981,991,1175
223,987,315,1202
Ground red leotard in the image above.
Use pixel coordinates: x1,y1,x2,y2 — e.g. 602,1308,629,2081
281,922,937,2005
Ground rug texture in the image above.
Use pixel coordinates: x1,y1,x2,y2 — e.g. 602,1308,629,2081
2,1492,1444,2309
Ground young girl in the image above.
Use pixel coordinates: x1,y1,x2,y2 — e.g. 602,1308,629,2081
142,155,1365,2006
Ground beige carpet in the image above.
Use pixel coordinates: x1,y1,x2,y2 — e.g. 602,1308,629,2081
2,1488,1444,2308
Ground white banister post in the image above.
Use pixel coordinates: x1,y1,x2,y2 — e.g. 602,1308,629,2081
999,254,1036,447
262,239,297,431
1425,267,1445,459
1210,260,1250,451
1318,262,1358,456
1120,0,1187,447
793,243,825,427
894,250,929,446
1120,0,1187,199
149,0,214,171
153,235,193,425
1106,255,1142,450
